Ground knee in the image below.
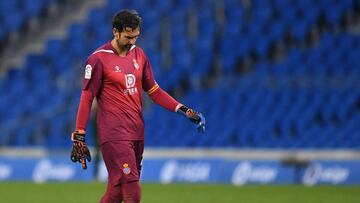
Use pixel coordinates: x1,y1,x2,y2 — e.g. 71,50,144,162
100,185,122,203
122,181,141,203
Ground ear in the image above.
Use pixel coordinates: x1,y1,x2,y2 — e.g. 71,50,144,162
113,28,120,39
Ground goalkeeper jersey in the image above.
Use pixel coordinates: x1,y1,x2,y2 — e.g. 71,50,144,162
75,42,179,144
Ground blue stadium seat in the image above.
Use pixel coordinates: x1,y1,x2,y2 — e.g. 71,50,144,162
23,0,45,18
0,0,359,150
4,10,25,32
0,0,59,41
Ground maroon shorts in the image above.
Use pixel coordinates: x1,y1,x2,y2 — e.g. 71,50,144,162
100,140,144,186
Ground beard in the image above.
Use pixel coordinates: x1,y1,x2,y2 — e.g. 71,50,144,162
116,40,132,52
124,44,132,51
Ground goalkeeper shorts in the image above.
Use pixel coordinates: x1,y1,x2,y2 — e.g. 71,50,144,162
101,140,144,186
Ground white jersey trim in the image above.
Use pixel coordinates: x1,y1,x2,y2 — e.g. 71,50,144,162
130,45,136,51
92,49,114,55
175,104,183,112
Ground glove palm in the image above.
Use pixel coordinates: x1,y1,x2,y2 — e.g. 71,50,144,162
178,105,206,133
71,130,91,169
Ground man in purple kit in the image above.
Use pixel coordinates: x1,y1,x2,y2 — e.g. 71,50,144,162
70,9,205,203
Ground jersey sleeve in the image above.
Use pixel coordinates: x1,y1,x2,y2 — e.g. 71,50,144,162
82,55,104,94
141,52,180,112
142,55,157,92
148,87,181,112
75,55,103,131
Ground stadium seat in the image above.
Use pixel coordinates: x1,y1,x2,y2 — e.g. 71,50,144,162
0,0,359,150
0,0,59,42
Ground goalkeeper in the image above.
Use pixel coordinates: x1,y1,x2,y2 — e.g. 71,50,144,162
70,9,205,203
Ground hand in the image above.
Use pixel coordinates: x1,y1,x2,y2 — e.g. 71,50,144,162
70,130,91,169
177,105,206,133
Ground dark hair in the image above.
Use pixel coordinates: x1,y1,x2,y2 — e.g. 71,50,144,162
112,9,142,32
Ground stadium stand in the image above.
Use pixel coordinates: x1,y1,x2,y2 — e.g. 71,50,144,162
0,0,359,150
0,0,59,44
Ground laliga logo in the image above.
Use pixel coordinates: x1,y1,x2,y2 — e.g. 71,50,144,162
160,160,211,183
303,164,349,186
231,162,277,185
32,159,75,183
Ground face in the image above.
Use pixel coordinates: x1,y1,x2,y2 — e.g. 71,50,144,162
113,27,140,51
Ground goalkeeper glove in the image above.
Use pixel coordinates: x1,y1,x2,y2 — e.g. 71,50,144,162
70,130,91,170
177,105,206,133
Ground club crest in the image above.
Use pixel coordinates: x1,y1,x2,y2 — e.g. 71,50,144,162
122,163,131,175
133,59,139,69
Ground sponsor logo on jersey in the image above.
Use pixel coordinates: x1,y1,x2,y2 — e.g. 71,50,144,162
114,66,122,72
122,163,131,175
84,64,92,79
125,74,138,95
125,74,136,88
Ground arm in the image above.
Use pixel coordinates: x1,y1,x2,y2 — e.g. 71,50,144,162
147,83,179,112
147,87,205,132
75,90,95,131
71,56,103,169
142,54,205,132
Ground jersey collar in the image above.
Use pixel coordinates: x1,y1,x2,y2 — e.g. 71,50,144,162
108,41,136,56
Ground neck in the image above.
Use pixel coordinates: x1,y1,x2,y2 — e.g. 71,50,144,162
111,39,127,56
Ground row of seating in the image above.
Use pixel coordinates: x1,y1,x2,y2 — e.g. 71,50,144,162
254,33,360,77
0,0,359,149
0,0,58,41
145,78,359,148
221,0,358,72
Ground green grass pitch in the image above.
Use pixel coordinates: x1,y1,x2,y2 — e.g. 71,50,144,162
0,182,359,203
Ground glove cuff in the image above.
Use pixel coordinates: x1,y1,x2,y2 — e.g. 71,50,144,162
71,130,86,142
177,105,194,117
177,105,187,116
177,105,200,121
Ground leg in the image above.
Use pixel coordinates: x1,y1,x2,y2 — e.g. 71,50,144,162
100,142,124,203
122,180,141,203
120,141,143,203
100,141,142,203
134,141,144,178
100,181,123,203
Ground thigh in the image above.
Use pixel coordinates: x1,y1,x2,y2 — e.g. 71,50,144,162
101,140,142,186
134,140,144,174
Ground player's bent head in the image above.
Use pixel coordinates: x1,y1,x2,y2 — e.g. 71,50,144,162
112,9,142,32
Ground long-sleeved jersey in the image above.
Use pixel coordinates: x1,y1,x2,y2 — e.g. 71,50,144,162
75,42,180,144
